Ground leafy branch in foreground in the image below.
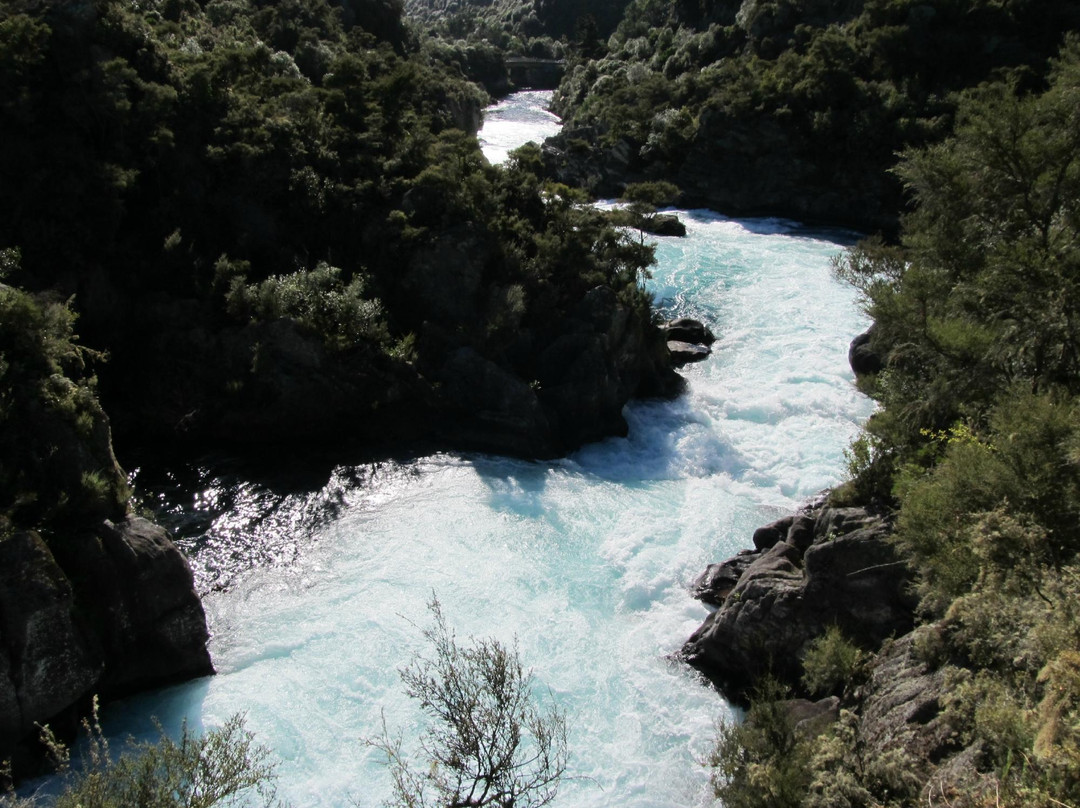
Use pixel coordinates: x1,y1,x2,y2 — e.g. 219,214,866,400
3,700,281,808
370,597,568,808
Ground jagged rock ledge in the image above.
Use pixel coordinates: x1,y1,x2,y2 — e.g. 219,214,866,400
661,317,715,368
0,518,212,774
682,504,917,700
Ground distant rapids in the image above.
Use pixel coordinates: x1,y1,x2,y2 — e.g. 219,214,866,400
478,89,562,164
101,91,872,808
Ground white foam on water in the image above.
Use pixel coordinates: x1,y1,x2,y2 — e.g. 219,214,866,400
478,90,562,164
94,106,873,808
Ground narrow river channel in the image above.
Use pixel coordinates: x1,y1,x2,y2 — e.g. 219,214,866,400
100,91,872,808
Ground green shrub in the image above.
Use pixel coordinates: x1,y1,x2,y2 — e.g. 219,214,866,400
23,702,280,808
708,679,813,808
0,280,128,534
370,597,568,808
227,262,390,351
801,627,867,698
805,710,919,808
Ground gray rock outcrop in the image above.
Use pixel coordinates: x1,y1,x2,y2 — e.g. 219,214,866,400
0,533,102,753
661,318,716,346
682,505,916,697
0,518,212,768
667,340,711,367
662,317,715,367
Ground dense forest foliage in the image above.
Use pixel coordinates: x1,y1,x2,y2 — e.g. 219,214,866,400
0,0,668,541
711,35,1080,808
403,0,633,93
6,0,1080,803
548,0,1080,229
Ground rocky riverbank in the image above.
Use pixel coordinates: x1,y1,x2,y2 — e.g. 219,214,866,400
683,502,916,699
0,518,211,775
679,328,990,800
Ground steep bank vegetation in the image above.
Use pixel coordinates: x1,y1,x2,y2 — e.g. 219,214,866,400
547,0,1080,230
403,0,634,94
0,0,674,465
706,37,1080,808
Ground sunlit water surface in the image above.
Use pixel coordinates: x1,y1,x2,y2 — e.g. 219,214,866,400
98,94,872,808
478,89,562,164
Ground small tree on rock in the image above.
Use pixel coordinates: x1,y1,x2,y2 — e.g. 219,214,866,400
372,598,568,808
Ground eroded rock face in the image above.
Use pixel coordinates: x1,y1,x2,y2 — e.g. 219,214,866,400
0,533,102,752
436,347,556,456
856,632,957,768
683,506,916,698
51,518,214,699
0,519,212,767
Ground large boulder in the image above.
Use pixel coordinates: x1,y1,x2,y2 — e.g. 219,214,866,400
51,518,214,698
1,518,212,769
683,506,916,698
643,214,687,237
0,533,102,761
662,317,716,368
667,340,711,367
849,327,884,376
661,317,716,346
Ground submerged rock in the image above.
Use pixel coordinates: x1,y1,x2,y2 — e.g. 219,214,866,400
644,214,687,237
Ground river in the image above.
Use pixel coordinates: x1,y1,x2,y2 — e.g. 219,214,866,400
102,91,872,807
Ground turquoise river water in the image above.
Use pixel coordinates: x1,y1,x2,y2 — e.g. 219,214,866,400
96,91,872,807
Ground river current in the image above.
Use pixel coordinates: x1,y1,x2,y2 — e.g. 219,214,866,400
102,92,872,807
